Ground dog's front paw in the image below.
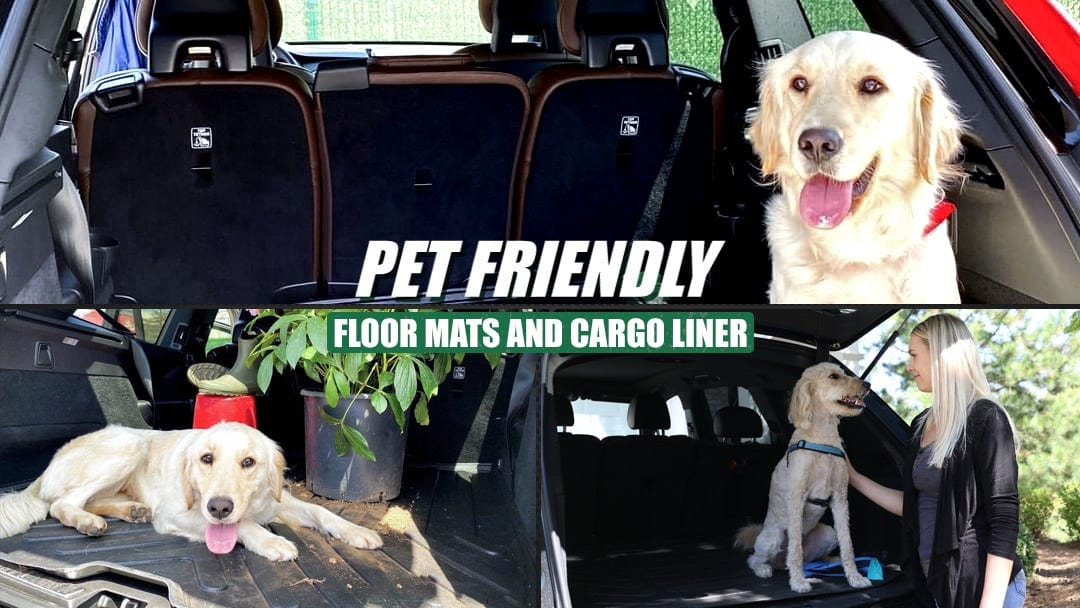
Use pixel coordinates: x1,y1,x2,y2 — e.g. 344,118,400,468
847,573,873,588
251,535,298,561
750,563,773,579
339,524,383,550
789,576,813,593
76,514,108,536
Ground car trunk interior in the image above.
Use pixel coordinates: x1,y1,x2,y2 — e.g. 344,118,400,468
0,311,534,607
546,346,915,607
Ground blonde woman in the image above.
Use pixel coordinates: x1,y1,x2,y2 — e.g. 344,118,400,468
848,313,1025,608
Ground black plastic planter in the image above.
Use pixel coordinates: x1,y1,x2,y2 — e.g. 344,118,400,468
302,390,408,502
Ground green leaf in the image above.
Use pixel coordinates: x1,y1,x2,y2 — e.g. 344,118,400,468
415,393,430,426
325,374,339,407
301,345,317,360
378,371,394,390
286,325,308,368
341,424,376,461
257,355,275,394
318,407,341,426
333,368,351,400
387,392,406,430
267,313,308,335
394,359,417,410
433,353,451,383
344,353,364,384
417,362,439,398
307,316,328,355
371,391,388,414
333,426,348,457
484,352,503,369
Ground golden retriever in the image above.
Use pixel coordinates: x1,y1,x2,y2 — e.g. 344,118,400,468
0,422,382,561
748,31,964,304
734,363,871,592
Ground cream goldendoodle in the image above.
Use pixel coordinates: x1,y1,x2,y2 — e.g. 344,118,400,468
734,363,873,592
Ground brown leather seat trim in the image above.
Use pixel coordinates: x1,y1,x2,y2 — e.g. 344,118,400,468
368,55,476,70
557,0,581,56
480,0,494,33
512,64,675,238
73,67,323,285
136,0,272,58
315,68,530,279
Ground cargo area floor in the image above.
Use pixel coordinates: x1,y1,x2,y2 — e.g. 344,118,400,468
0,468,528,607
566,541,909,607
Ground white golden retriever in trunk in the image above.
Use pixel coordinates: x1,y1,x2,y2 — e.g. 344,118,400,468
749,31,964,304
0,423,382,561
734,363,872,593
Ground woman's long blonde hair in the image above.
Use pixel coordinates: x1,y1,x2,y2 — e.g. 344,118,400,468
910,313,1017,467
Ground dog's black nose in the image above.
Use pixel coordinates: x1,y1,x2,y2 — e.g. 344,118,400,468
207,497,233,520
798,128,843,163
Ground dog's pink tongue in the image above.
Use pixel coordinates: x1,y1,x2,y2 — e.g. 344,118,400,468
205,523,238,554
799,175,855,229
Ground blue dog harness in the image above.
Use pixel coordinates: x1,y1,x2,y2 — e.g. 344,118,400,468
787,440,846,508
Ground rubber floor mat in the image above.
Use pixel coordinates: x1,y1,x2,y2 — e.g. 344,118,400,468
0,469,528,607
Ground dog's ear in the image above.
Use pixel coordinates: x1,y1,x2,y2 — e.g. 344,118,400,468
267,447,286,503
182,453,196,510
748,62,784,179
788,373,814,430
915,64,963,186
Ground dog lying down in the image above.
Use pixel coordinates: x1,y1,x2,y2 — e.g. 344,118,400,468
0,423,382,561
733,363,872,593
749,31,965,304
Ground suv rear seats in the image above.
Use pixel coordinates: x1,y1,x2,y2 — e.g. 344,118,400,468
715,406,782,525
595,391,694,546
554,394,602,549
462,0,572,81
74,0,319,304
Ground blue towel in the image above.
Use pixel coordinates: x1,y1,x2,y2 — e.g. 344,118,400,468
802,557,883,581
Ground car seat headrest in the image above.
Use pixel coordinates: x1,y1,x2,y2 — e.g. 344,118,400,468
481,0,563,53
628,391,670,431
714,406,764,440
557,0,669,67
137,0,269,74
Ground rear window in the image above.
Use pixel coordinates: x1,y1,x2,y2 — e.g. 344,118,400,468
565,397,689,439
279,0,489,44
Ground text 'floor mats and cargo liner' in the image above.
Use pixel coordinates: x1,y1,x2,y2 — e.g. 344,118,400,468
566,542,910,607
0,469,527,607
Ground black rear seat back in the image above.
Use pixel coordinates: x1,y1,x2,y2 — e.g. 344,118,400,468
596,391,693,545
516,0,684,240
554,394,603,549
715,405,780,524
314,56,529,294
74,0,319,304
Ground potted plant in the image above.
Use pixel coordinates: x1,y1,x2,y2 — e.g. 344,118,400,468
245,309,464,502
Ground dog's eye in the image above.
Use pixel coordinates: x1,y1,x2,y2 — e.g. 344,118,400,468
200,453,213,465
829,373,840,380
241,457,256,468
791,76,809,92
859,77,885,94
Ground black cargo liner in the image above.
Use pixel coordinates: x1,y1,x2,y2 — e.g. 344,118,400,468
566,541,911,607
0,469,527,607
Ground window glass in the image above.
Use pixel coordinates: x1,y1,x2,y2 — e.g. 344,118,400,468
801,0,869,35
73,309,170,343
565,396,689,438
278,0,488,44
668,0,723,78
206,309,239,354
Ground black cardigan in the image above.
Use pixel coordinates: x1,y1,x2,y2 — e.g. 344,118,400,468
902,399,1022,608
